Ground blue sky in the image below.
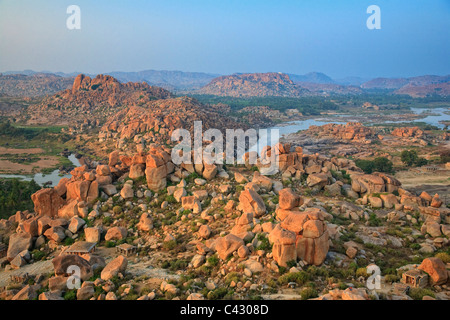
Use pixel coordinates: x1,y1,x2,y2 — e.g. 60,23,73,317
0,0,449,78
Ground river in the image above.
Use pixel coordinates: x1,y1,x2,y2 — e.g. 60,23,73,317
0,154,81,187
0,107,448,184
250,107,450,153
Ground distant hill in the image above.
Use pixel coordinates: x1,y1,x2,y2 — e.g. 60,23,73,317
0,73,74,97
334,76,369,86
288,72,335,84
361,75,450,90
394,81,450,98
361,75,450,97
23,74,173,125
198,72,310,97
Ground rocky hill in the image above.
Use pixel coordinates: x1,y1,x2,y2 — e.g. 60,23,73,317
198,73,310,97
23,74,173,125
394,81,450,98
361,75,450,90
288,72,335,84
1,139,448,301
0,73,74,97
99,96,246,148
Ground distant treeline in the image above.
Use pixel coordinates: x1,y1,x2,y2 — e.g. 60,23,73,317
190,94,450,115
0,178,41,219
0,120,63,140
190,95,339,115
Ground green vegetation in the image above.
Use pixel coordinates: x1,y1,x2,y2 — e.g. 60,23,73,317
278,271,311,286
439,150,450,164
300,287,318,300
190,95,339,116
355,157,394,174
400,150,428,167
408,288,435,300
0,178,41,219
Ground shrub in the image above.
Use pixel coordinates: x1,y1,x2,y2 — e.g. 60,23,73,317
355,157,394,174
355,267,368,279
409,288,435,300
300,287,318,300
63,289,77,300
113,206,122,214
278,272,311,286
207,287,230,300
163,240,177,250
207,255,219,267
435,252,450,263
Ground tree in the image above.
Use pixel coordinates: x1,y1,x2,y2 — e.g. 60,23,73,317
401,150,428,167
355,157,394,174
401,150,418,167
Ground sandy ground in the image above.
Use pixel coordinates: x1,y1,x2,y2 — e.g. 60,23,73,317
0,147,44,154
395,168,450,204
0,157,60,174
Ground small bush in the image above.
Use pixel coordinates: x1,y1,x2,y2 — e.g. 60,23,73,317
409,288,435,300
435,252,450,263
63,289,77,300
300,287,318,300
163,240,177,250
278,272,311,286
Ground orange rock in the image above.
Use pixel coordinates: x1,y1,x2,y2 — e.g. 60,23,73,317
215,234,244,260
418,257,448,285
238,189,266,217
31,188,65,218
278,188,300,210
430,194,443,208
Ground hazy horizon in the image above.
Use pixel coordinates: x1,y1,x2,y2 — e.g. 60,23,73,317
1,0,449,79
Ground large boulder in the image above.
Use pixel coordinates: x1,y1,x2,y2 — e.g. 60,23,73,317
105,226,127,241
238,189,266,217
66,180,91,202
269,225,297,267
351,174,385,195
215,234,244,260
12,285,37,300
274,208,329,266
52,254,93,281
57,199,79,220
44,226,66,243
101,255,128,280
380,193,399,209
136,213,153,232
120,183,134,199
22,217,39,237
68,216,86,234
278,188,300,210
129,164,145,180
7,232,33,261
306,173,329,189
31,188,65,218
418,257,448,285
84,227,101,243
145,166,167,192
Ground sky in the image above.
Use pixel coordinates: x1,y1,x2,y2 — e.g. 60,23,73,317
0,0,449,79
